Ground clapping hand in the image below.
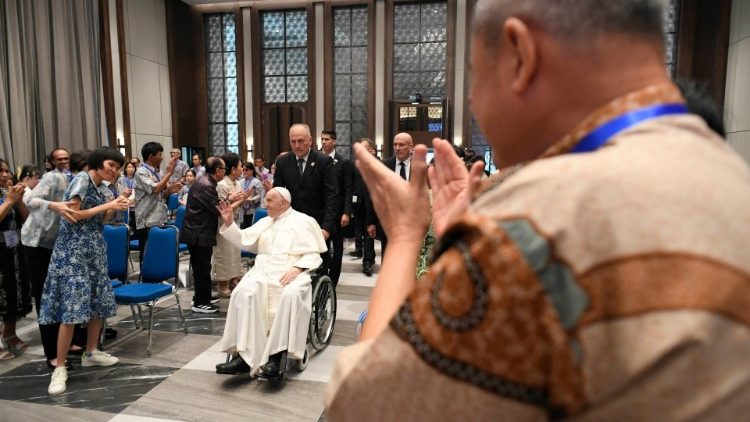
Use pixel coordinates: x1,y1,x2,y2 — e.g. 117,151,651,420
428,138,485,238
354,141,430,243
216,200,234,227
109,196,130,211
166,156,178,175
262,179,273,191
6,184,25,204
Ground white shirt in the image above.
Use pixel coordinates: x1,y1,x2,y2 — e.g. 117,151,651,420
396,156,411,181
296,151,311,174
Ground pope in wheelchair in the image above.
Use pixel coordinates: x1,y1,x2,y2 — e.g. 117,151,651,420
215,187,328,378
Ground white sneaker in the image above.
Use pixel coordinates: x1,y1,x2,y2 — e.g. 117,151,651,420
48,367,68,395
81,349,119,367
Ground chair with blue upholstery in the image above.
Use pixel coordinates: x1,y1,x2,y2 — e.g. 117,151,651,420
167,193,179,212
112,225,188,355
103,224,129,289
173,206,189,253
240,208,268,262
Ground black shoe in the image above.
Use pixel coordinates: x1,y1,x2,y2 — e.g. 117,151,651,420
47,360,73,371
363,265,372,277
261,352,284,377
192,303,219,313
349,250,363,258
216,356,251,374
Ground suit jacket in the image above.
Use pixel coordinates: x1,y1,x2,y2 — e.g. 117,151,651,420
329,151,354,218
274,149,338,234
383,156,397,173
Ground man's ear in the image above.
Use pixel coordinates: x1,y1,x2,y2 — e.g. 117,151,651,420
502,17,537,94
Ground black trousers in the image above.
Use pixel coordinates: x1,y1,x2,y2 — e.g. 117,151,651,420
189,244,213,306
327,227,343,285
240,213,254,229
135,227,150,265
25,246,86,361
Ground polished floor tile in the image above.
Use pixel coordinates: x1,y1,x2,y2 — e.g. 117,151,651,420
0,398,115,421
0,361,176,413
112,307,227,336
122,368,326,422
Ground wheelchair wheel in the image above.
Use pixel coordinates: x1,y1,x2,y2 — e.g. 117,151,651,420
295,345,310,371
309,275,336,351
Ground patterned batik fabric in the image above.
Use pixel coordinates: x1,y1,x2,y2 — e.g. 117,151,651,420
39,173,117,325
394,214,587,417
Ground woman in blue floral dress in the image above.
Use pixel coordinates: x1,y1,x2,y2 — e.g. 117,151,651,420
39,147,130,395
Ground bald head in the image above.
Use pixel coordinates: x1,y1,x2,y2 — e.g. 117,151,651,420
468,0,673,169
393,133,414,162
472,0,665,48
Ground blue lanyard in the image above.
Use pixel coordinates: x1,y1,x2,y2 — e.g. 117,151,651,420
571,103,689,154
142,164,162,182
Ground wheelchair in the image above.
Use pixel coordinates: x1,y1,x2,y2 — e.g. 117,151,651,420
256,268,337,385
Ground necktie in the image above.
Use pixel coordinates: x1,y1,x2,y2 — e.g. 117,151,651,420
399,162,407,180
298,158,305,176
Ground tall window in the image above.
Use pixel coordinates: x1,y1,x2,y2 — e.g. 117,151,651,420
664,0,680,78
333,6,369,158
392,1,448,100
261,10,309,103
205,13,239,155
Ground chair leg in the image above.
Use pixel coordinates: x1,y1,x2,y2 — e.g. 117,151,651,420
130,305,139,329
100,319,108,349
147,302,155,356
137,305,145,330
174,292,188,335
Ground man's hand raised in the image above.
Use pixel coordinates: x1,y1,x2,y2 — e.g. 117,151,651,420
428,138,484,238
354,141,430,244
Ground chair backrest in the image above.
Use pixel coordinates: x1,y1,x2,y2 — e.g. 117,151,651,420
141,225,179,283
167,193,179,211
103,224,129,279
174,206,186,231
252,207,268,225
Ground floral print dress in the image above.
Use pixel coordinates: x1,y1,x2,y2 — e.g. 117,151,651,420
39,173,117,324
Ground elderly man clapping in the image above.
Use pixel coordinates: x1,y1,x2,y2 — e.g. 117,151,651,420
215,187,327,377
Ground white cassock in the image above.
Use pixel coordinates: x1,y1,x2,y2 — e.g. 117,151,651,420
218,207,327,375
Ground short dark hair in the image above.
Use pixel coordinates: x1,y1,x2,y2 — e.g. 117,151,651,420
206,156,225,175
192,153,202,161
89,147,125,170
220,152,241,171
322,129,337,140
70,150,91,172
141,142,163,162
20,164,40,180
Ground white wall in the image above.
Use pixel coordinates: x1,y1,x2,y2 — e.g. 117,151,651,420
123,0,172,167
725,0,750,161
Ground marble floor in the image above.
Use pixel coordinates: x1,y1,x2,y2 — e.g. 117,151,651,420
0,240,377,422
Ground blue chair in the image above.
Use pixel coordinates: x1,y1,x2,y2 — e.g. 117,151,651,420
167,193,179,212
173,206,189,253
240,208,268,261
104,224,129,288
113,225,187,355
253,207,268,223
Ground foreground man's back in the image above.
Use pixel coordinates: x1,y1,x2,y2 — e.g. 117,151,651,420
325,1,750,420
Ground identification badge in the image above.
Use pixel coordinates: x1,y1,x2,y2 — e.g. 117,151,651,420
3,230,18,248
352,195,358,204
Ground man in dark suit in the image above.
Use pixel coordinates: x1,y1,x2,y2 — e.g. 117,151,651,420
267,123,338,278
320,129,353,285
368,132,414,259
354,138,377,276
